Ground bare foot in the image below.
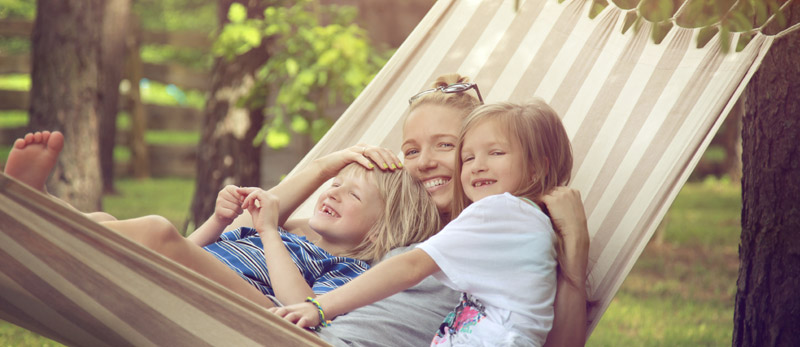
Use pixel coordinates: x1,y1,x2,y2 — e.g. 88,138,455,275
4,131,64,192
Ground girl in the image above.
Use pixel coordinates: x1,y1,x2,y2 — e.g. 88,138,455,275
274,100,573,346
2,133,441,308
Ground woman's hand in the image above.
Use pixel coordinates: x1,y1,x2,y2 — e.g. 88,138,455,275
315,144,403,178
213,185,245,225
269,303,321,329
541,187,589,244
238,187,280,235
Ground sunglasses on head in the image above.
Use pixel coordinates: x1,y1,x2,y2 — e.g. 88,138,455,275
408,82,484,105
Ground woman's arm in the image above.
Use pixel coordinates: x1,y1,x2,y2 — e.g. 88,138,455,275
268,145,402,226
272,248,439,328
541,187,590,347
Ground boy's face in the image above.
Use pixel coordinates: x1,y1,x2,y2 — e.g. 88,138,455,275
460,119,526,202
308,172,382,248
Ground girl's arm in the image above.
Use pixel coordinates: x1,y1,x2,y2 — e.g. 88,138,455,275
188,185,245,247
242,189,317,305
541,187,590,347
272,248,439,328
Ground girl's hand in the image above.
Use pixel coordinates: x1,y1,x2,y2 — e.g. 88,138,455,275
214,185,245,225
238,187,280,235
315,144,402,178
269,303,321,328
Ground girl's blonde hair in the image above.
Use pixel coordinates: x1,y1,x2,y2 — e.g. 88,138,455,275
405,73,483,126
450,100,573,268
337,163,442,264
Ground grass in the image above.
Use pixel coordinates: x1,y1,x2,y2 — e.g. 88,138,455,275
587,179,741,346
0,179,741,345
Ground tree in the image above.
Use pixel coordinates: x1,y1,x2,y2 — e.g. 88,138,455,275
188,0,270,228
188,0,385,228
28,0,103,212
734,1,800,345
98,0,132,193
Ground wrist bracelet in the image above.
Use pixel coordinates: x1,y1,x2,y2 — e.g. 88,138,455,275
305,297,331,331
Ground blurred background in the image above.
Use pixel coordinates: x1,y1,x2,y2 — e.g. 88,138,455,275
0,0,788,345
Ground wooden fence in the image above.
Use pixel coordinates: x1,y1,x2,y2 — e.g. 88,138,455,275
0,19,207,177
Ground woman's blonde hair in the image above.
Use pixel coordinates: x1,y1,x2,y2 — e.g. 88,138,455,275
450,100,573,268
337,163,442,264
406,73,483,124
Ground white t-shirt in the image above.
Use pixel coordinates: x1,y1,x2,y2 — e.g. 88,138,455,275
417,193,557,346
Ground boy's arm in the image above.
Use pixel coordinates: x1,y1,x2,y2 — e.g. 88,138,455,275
188,185,243,246
240,189,317,305
541,187,590,347
273,249,439,327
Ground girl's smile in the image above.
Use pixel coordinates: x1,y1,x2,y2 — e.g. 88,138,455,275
460,119,526,202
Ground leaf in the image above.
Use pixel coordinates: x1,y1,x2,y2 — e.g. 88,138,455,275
719,26,730,54
266,126,291,149
290,115,309,134
696,26,719,49
286,58,299,77
228,3,247,24
311,118,334,143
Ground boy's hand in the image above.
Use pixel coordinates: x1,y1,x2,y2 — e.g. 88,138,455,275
239,187,279,234
214,185,245,225
269,302,321,329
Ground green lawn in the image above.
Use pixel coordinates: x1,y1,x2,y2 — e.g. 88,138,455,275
0,179,741,346
587,178,740,346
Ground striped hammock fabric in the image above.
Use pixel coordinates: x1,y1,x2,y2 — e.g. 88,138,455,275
0,0,783,345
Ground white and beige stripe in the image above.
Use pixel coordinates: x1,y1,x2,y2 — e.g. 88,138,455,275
288,0,773,334
0,0,777,343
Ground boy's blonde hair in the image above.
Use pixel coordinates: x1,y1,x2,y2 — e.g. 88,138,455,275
337,164,442,264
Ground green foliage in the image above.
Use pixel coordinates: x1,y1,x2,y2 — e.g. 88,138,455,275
0,0,35,19
616,0,790,52
213,0,387,149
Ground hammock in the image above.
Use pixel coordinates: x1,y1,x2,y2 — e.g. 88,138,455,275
0,0,785,345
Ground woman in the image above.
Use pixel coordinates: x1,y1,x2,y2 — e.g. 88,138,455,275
261,74,590,346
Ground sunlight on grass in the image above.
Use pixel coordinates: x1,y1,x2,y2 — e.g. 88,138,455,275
145,130,199,145
0,74,31,90
104,177,194,228
0,111,28,127
587,182,741,346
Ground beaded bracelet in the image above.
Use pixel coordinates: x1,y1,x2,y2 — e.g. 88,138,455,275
305,297,331,332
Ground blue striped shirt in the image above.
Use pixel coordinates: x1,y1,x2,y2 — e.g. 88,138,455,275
203,227,370,296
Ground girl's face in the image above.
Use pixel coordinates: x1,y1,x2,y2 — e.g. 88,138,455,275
460,119,526,202
308,172,382,248
402,104,464,215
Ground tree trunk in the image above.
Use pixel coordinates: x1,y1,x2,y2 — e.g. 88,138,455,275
734,6,800,346
98,0,132,193
188,0,269,229
28,0,103,212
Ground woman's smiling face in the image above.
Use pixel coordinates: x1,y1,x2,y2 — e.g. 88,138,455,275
401,104,464,215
